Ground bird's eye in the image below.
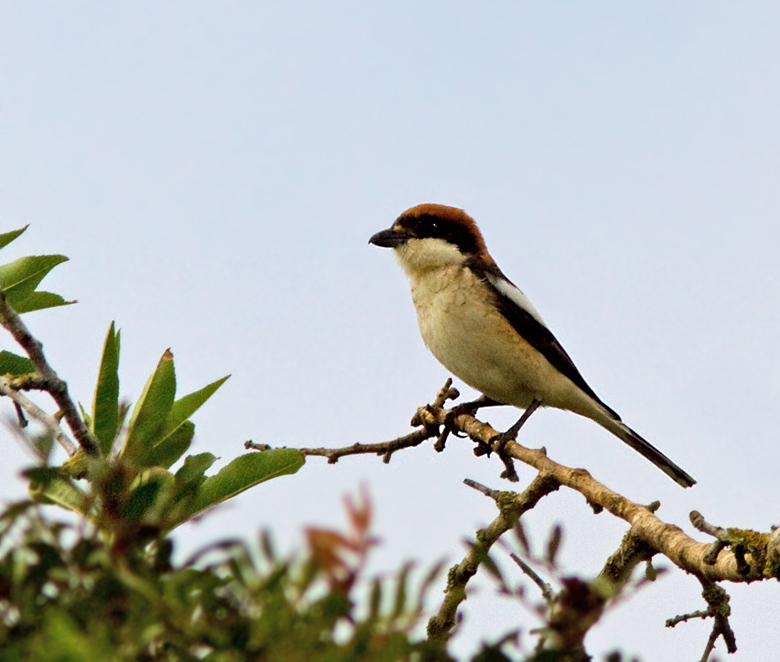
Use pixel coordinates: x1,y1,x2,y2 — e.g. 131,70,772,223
418,219,439,237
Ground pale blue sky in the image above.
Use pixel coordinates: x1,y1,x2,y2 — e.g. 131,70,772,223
2,3,779,659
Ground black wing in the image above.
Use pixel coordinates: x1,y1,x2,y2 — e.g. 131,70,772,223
467,259,621,421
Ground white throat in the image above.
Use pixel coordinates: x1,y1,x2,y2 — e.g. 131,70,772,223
393,237,467,279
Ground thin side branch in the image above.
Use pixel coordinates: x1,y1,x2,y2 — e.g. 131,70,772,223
0,287,99,456
0,377,77,457
247,426,435,464
509,552,553,604
700,579,737,659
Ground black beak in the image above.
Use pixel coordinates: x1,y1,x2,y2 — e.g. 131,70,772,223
368,227,408,248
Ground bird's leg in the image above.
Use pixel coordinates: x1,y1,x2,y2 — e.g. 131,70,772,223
435,395,501,452
488,399,543,482
447,395,501,433
499,399,543,446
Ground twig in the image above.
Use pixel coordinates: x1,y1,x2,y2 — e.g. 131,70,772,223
246,381,456,464
426,473,560,641
690,511,759,575
249,426,435,465
666,578,736,660
509,552,553,604
666,609,709,627
690,510,730,565
0,287,99,456
698,579,737,660
463,478,502,500
13,401,28,427
690,510,728,540
0,377,77,457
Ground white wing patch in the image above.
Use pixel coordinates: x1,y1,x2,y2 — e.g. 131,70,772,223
485,273,547,327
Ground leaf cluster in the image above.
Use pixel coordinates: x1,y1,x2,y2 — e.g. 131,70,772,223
0,226,304,542
0,497,454,662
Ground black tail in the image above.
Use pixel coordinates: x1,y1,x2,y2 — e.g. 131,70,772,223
601,417,696,488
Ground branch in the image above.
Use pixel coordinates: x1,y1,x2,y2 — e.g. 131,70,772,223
426,474,559,641
667,578,737,660
411,402,776,584
0,287,99,456
246,427,434,464
597,528,657,589
509,552,553,604
245,380,458,463
255,380,778,585
0,377,77,457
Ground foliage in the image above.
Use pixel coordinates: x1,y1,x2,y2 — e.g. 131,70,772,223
0,495,450,662
0,226,304,540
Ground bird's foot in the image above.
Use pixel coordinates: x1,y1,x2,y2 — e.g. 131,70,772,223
485,399,543,482
435,395,499,452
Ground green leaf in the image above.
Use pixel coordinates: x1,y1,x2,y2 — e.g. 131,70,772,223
14,290,73,313
0,225,28,251
143,420,195,469
141,375,229,468
0,350,35,376
369,578,383,620
174,452,217,488
416,559,445,612
26,468,87,515
545,524,563,569
123,350,176,461
392,561,414,619
122,480,164,522
92,323,121,455
165,375,230,435
189,449,304,517
0,255,75,313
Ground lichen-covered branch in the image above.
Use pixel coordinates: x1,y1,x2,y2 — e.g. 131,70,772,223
410,399,776,584
426,474,559,641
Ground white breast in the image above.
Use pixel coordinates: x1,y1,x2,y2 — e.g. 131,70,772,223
408,265,567,408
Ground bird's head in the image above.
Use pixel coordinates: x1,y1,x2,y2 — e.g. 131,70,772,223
369,204,492,277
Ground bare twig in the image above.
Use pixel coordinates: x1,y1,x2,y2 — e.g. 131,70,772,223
666,578,736,660
700,579,737,659
245,381,454,464
666,609,709,627
250,426,435,464
509,552,553,604
0,377,77,457
690,510,728,540
0,287,99,456
690,510,730,565
463,478,502,500
13,401,28,427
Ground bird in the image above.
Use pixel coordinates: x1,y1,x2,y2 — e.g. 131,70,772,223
369,203,696,488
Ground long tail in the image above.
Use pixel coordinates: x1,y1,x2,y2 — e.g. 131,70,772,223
599,416,696,488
